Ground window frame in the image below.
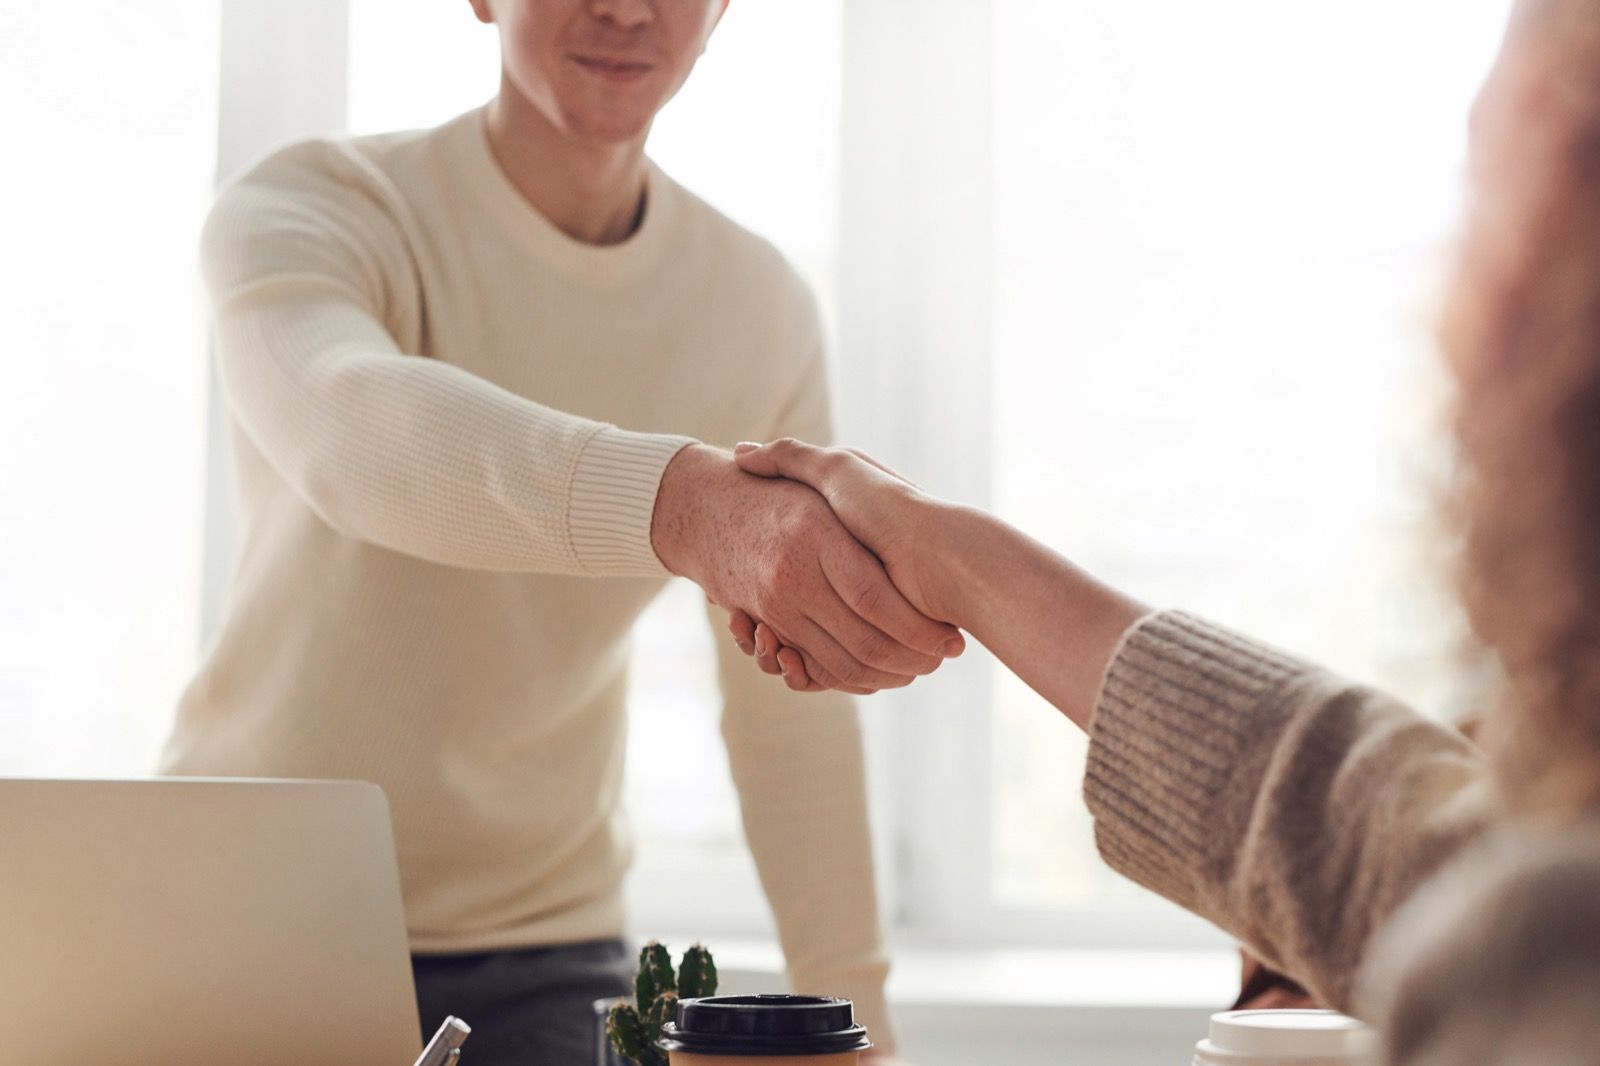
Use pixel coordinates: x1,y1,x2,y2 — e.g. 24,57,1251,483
204,0,351,640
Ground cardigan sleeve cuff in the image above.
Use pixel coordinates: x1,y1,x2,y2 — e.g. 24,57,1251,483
1083,610,1315,910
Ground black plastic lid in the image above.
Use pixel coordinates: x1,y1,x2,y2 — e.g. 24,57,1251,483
656,995,872,1056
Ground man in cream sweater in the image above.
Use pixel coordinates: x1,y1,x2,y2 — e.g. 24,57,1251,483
162,0,956,1061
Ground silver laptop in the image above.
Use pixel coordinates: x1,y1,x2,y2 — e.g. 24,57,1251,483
0,778,422,1066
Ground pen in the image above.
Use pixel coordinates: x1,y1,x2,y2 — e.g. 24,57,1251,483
414,1015,471,1066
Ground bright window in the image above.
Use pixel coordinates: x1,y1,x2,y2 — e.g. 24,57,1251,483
987,0,1514,919
0,3,217,776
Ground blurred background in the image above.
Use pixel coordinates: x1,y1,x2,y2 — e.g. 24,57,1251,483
0,1,1515,1062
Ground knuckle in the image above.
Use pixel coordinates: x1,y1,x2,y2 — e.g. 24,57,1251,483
845,580,884,619
851,628,889,666
755,559,797,602
833,661,870,688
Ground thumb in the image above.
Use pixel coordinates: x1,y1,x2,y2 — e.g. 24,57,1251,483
733,438,826,489
731,440,777,476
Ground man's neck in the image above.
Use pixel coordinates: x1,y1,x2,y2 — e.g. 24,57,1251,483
483,80,649,247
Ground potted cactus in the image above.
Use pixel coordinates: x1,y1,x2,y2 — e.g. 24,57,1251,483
606,942,718,1066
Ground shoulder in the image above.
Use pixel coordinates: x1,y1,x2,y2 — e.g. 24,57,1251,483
202,130,431,307
221,122,440,198
212,130,426,227
1361,822,1600,1065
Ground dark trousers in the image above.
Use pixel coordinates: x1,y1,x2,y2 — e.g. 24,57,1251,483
413,938,632,1066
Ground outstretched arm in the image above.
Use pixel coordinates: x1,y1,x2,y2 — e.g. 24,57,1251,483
728,439,1498,1012
206,146,960,688
727,440,1146,727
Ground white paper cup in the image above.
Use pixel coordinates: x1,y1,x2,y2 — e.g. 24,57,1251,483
1193,1009,1378,1065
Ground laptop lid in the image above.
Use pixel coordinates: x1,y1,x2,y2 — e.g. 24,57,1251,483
0,777,422,1066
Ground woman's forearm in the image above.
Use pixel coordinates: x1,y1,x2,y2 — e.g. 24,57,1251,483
927,502,1150,731
727,437,1148,716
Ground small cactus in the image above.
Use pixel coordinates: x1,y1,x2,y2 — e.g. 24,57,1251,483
636,941,677,1010
678,944,718,999
605,1000,655,1066
647,989,679,1032
606,942,718,1066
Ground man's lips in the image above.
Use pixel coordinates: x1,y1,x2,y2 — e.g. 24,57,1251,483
570,55,656,84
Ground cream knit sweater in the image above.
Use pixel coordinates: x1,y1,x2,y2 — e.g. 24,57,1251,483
161,108,892,1042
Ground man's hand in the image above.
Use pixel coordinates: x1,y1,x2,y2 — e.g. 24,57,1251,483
652,444,962,693
723,439,966,691
728,437,1149,726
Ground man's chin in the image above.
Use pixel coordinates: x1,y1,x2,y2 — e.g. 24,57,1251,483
569,117,656,146
562,101,658,147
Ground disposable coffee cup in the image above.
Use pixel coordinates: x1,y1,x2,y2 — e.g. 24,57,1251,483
1193,1009,1377,1066
657,994,871,1065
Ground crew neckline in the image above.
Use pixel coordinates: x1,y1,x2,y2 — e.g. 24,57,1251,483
444,106,676,288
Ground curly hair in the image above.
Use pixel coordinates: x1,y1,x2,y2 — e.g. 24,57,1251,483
1446,0,1600,816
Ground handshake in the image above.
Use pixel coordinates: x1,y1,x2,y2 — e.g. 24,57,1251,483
650,439,967,696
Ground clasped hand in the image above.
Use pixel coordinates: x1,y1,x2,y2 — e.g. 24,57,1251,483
650,443,961,695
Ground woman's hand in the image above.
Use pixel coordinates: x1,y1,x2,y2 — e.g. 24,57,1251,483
727,439,965,691
726,437,1147,723
656,443,963,694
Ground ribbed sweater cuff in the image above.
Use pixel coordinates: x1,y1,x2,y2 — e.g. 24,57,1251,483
1083,610,1315,911
567,426,696,577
